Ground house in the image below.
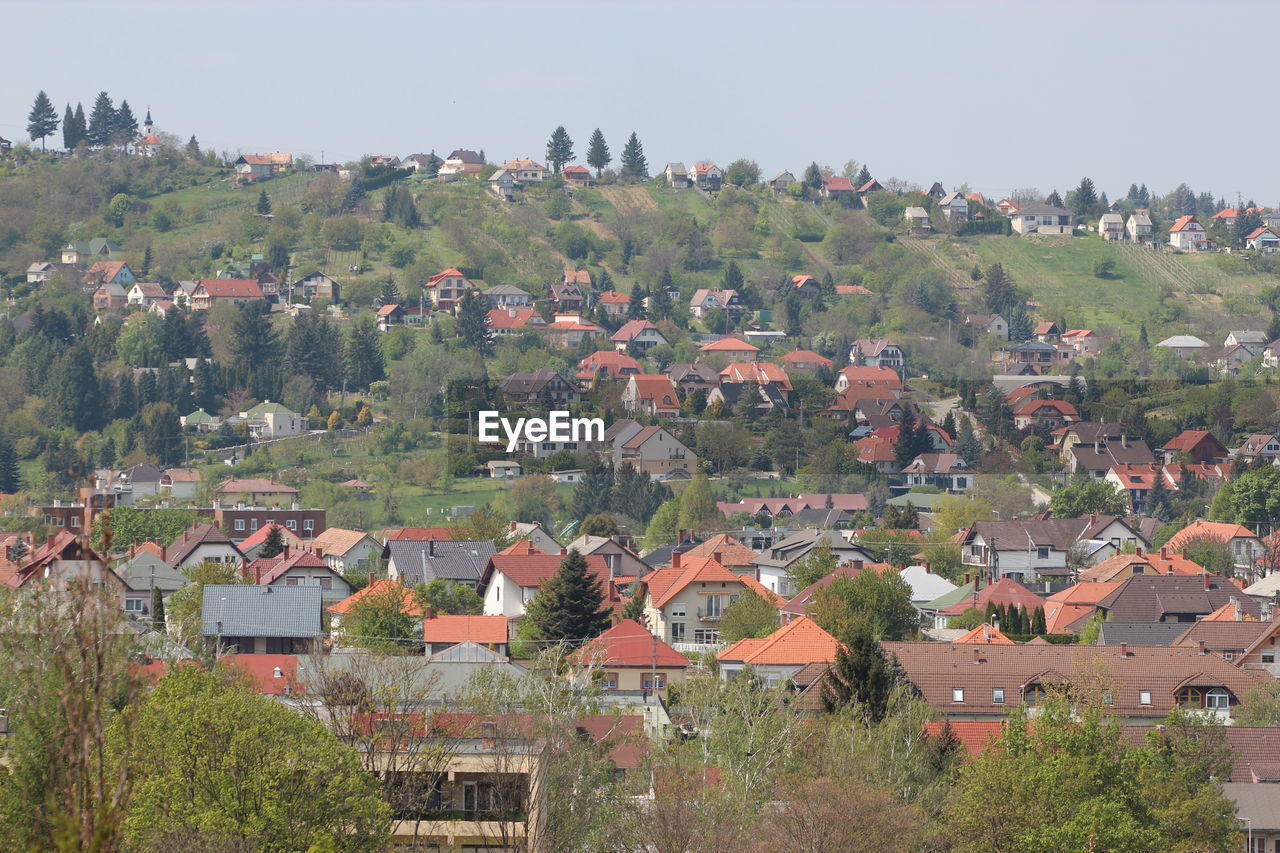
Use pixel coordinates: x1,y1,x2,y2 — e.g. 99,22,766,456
778,350,833,373
544,314,602,349
1009,203,1072,235
295,271,341,302
769,171,797,193
598,290,632,319
1098,212,1125,241
308,527,382,575
611,425,696,480
61,238,116,265
1061,423,1155,477
1236,433,1280,464
126,281,166,307
995,199,1020,216
217,477,300,505
1098,573,1261,623
965,313,1008,342
3,532,126,604
577,350,642,382
1011,398,1080,430
548,283,584,314
422,268,475,311
1061,328,1103,355
499,158,548,182
1155,334,1210,359
478,550,616,619
938,192,969,221
664,162,689,188
871,641,1272,723
1032,321,1062,342
856,179,883,204
384,538,497,589
486,307,545,337
236,523,304,562
716,617,840,686
665,362,720,393
641,553,780,651
438,149,485,175
698,337,759,362
115,543,188,616
1244,226,1280,253
489,168,515,200
190,279,265,309
328,578,423,629
1104,464,1171,514
1225,330,1267,349
92,282,128,312
1125,212,1154,243
83,260,136,289
232,153,291,182
245,547,355,604
563,535,651,580
401,152,442,173
497,369,581,407
1078,547,1203,583
229,401,306,438
569,619,690,697
820,176,857,200
611,319,667,353
201,584,322,654
904,206,932,232
716,361,793,405
833,365,903,394
751,529,877,597
486,460,522,479
562,164,592,186
779,559,895,621
689,288,745,321
848,338,904,369
622,375,681,418
1167,214,1208,249
789,274,821,298
160,468,201,501
1164,521,1265,573
1158,428,1226,464
901,453,972,493
164,522,245,572
961,515,1149,581
690,162,722,191
422,614,509,656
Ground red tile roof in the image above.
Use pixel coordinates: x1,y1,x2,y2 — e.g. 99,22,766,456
1168,215,1202,233
717,616,840,665
598,290,631,304
238,523,303,552
386,527,456,541
498,540,549,556
611,319,659,342
939,577,1044,616
952,623,1016,644
485,552,611,589
570,619,690,668
486,308,544,330
422,614,509,644
222,653,302,695
779,349,834,369
577,350,642,379
329,578,423,617
699,337,759,353
1165,521,1259,552
247,548,331,585
628,374,680,405
196,279,264,299
646,555,782,609
424,268,468,288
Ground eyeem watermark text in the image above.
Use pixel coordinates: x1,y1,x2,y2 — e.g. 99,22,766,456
477,411,605,452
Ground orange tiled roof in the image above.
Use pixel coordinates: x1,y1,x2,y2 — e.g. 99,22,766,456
699,337,759,353
717,616,840,665
952,623,1016,645
329,578,422,617
422,614,509,644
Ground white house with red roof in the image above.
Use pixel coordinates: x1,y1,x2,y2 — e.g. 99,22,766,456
190,279,265,310
1011,398,1081,430
1164,521,1265,574
611,319,667,353
1168,214,1208,250
641,553,782,651
422,268,475,311
820,176,856,200
597,290,632,319
901,453,972,493
1246,226,1280,253
613,425,696,479
716,616,840,685
779,350,833,373
545,314,602,349
562,165,592,186
834,365,903,394
849,338,904,369
689,288,744,321
245,547,354,604
622,375,681,418
698,337,759,361
499,158,547,182
422,614,510,656
568,619,690,697
690,163,722,191
577,350,642,382
486,308,546,336
477,550,620,620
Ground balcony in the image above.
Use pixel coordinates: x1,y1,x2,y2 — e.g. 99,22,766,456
672,641,724,655
696,608,724,622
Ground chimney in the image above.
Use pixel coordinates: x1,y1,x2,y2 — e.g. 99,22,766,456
1203,573,1211,590
560,547,567,556
983,624,991,642
1231,596,1242,622
1160,545,1168,559
1197,640,1207,656
428,539,435,558
992,618,1001,632
852,560,864,571
713,550,724,565
1089,514,1097,526
314,546,324,559
963,573,970,586
46,534,55,549
672,551,682,569
1135,546,1143,557
972,647,981,664
924,562,931,573
1120,642,1129,657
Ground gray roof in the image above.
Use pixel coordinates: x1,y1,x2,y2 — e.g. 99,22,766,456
384,539,496,586
1127,213,1152,226
201,584,322,638
1014,203,1071,217
1221,783,1280,831
665,162,687,174
1095,621,1190,647
1155,335,1209,348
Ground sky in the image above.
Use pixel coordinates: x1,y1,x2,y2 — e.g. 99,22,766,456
4,0,1278,204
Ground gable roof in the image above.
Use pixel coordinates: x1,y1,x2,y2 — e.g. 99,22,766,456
611,319,660,342
1097,574,1260,622
247,548,335,585
699,337,758,353
385,539,497,586
646,555,781,609
482,551,610,590
422,614,509,645
308,527,375,557
1164,520,1259,551
683,534,758,568
953,623,1016,645
201,584,322,637
939,577,1045,616
717,616,840,665
237,523,303,553
165,522,241,567
1168,214,1203,232
195,279,265,299
570,619,690,668
329,578,423,617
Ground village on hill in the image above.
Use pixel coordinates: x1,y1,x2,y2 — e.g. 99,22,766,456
5,92,1280,851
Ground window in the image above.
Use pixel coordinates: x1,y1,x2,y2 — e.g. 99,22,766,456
951,688,965,703
1036,547,1050,560
1025,685,1046,706
303,519,314,531
694,628,719,644
318,577,331,590
1102,690,1114,705
250,519,259,531
1205,688,1229,711
286,520,297,530
1262,652,1275,664
1139,690,1152,706
704,595,725,619
69,517,80,529
670,603,686,618
1177,687,1203,709
234,519,246,531
643,674,666,691
124,598,144,612
992,688,1004,703
670,622,685,641
285,577,298,586
603,672,619,690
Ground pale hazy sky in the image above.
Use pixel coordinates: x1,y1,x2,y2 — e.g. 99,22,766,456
4,0,1276,204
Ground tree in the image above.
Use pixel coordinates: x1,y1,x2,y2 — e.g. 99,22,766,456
723,159,761,186
344,314,386,389
546,125,574,173
1235,680,1280,725
521,549,610,643
982,263,1016,313
1225,465,1280,524
112,665,389,852
378,278,401,307
61,102,81,150
1070,176,1097,217
953,415,983,467
622,585,647,624
140,402,182,465
25,90,58,151
286,313,343,392
0,434,21,494
894,406,921,468
803,162,823,191
456,289,492,355
256,189,272,215
812,569,919,641
820,616,900,721
719,587,780,644
415,578,484,615
113,99,138,145
49,344,103,432
87,90,115,147
619,131,648,181
586,128,611,176
677,470,722,532
787,543,837,591
1050,479,1127,518
572,459,614,520
344,582,420,653
1045,189,1064,208
580,513,619,537
184,133,201,159
259,524,286,559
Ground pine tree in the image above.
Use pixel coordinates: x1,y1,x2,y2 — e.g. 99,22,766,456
983,263,1016,313
803,162,823,191
0,434,21,494
1031,606,1046,635
953,414,983,467
1147,469,1171,521
522,549,609,643
61,104,77,150
619,131,648,181
260,525,286,559
185,134,201,159
894,406,920,468
256,190,272,215
7,536,27,566
722,260,744,292
87,91,115,147
344,315,385,389
285,313,342,392
71,103,87,148
854,165,872,187
113,100,138,145
378,279,401,307
1045,189,1064,208
49,345,103,432
820,617,900,721
586,128,610,176
151,587,166,629
455,289,492,355
572,459,614,520
545,125,574,174
26,91,59,151
627,285,648,320
1071,177,1097,217
141,245,153,278
940,409,956,440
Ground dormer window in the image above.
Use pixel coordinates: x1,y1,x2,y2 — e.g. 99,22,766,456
1205,688,1229,711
